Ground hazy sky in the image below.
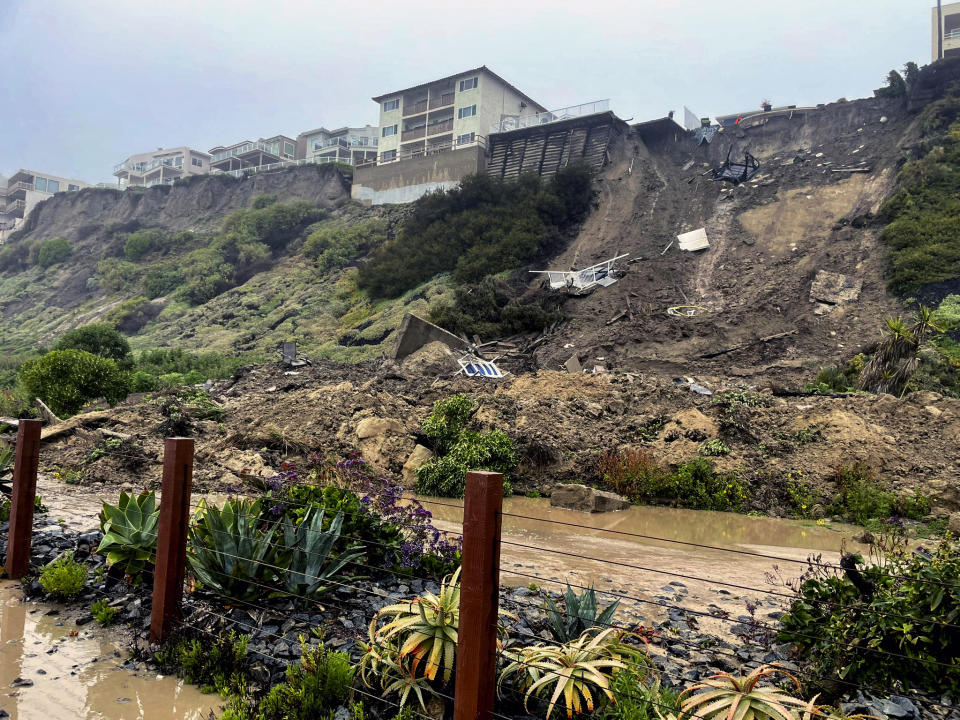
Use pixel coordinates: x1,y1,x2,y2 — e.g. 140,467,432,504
1,0,931,184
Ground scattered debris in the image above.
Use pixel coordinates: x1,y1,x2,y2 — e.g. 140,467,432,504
674,377,713,396
564,355,582,374
279,341,310,368
392,313,471,361
677,228,710,252
712,149,760,185
699,330,797,359
457,353,508,379
667,305,710,318
531,254,629,295
810,271,862,305
830,167,871,174
693,126,718,146
660,239,675,255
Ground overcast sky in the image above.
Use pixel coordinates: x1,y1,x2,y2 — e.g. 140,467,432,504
1,0,931,184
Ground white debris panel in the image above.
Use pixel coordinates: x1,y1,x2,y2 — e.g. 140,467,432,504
531,253,629,294
677,228,709,251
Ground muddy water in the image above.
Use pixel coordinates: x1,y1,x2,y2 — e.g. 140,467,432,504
0,583,218,720
422,497,865,631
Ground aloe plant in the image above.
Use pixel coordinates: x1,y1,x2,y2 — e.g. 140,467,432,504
281,508,363,597
677,665,808,720
543,583,620,642
187,498,280,601
97,490,159,580
498,627,649,720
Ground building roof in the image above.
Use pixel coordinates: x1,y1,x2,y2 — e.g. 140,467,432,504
298,125,378,138
372,65,547,112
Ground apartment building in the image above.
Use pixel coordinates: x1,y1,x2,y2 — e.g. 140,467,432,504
2,168,92,238
208,135,297,172
113,147,211,188
933,2,960,61
296,125,379,166
372,66,545,164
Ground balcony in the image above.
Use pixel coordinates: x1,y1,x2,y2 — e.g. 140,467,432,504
4,181,31,195
490,99,611,134
401,126,426,142
427,118,454,136
114,156,183,176
6,199,26,213
429,92,455,110
403,99,428,116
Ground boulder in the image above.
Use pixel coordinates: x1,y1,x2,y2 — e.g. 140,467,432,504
948,512,960,535
356,417,405,439
402,445,434,489
549,484,630,513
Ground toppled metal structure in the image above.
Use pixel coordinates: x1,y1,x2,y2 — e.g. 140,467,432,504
677,228,710,252
457,353,508,379
531,253,629,295
712,149,760,185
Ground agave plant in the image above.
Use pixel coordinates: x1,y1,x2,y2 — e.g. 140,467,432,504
187,498,280,601
543,583,620,642
96,490,160,581
498,627,649,720
794,696,881,720
280,508,364,597
677,665,808,720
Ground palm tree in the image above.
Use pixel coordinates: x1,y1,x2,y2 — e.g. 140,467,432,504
858,306,941,396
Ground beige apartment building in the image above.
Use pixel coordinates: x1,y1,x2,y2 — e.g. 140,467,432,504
1,168,92,241
372,66,545,164
933,2,960,61
113,147,211,188
208,135,297,172
296,125,379,166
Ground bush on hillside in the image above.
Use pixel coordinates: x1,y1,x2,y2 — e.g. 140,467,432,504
36,237,72,268
142,265,185,298
303,219,387,273
53,322,131,365
358,164,596,298
96,258,141,291
19,349,128,417
874,69,907,99
105,296,159,333
123,228,166,260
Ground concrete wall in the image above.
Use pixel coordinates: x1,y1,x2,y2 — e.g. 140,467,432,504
933,2,960,61
391,313,470,360
474,70,540,139
352,145,484,205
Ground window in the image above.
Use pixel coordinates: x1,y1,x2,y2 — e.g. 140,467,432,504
458,105,477,119
382,125,397,137
191,157,203,167
383,99,399,112
457,132,476,145
34,177,48,192
173,156,183,168
459,77,478,91
381,149,397,161
284,141,295,157
68,184,79,191
47,180,60,193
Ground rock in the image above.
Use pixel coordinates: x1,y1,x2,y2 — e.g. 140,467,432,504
809,503,826,519
549,484,630,513
948,513,960,535
809,270,862,305
355,417,405,439
401,445,433,489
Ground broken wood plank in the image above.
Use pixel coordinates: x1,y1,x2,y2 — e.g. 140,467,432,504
100,429,132,441
830,167,871,173
34,399,62,425
699,330,797,359
660,240,674,255
605,311,627,326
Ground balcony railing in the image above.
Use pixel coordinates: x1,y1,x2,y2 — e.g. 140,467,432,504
427,118,454,136
6,199,26,213
403,99,428,116
358,134,486,168
490,99,611,134
211,140,287,163
429,92,455,110
114,156,184,175
945,27,960,40
209,155,353,180
4,181,31,194
401,126,426,142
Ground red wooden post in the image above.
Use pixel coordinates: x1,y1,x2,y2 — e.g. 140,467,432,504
150,437,194,645
5,419,42,580
454,471,504,720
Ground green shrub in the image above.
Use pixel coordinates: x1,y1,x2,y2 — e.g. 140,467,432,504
95,258,141,291
97,490,159,581
129,370,161,392
36,237,72,268
104,296,158,333
600,669,679,720
255,638,353,720
156,629,250,695
358,165,596,298
698,439,730,456
54,322,131,364
19,349,129,417
421,393,474,455
874,69,907,98
91,599,117,626
143,266,185,298
543,583,620,643
827,463,930,524
124,228,166,260
304,219,387,273
778,536,960,694
38,552,88,599
416,428,517,498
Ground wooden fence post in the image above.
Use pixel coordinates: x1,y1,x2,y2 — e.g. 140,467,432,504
150,437,194,645
5,419,42,580
453,470,504,720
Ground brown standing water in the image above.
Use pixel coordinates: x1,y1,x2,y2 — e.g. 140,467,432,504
0,583,218,720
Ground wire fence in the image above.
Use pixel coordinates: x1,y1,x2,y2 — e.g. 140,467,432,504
2,420,958,720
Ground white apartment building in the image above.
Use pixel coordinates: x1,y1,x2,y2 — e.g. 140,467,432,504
1,168,93,241
113,147,211,188
208,135,297,172
296,125,379,166
371,66,545,164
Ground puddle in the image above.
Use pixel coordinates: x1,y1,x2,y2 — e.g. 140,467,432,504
0,583,218,720
420,496,866,630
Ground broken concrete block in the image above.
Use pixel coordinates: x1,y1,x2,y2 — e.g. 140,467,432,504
550,484,630,513
810,271,862,305
564,355,582,374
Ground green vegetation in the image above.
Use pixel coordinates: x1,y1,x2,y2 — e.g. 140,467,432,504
542,584,620,643
90,599,118,626
36,237,72,268
804,355,865,394
53,322,131,366
676,666,808,720
827,462,930,524
600,671,679,720
123,228,166,261
280,508,364,597
255,639,354,720
358,166,595,298
858,307,939,395
38,552,88,599
156,629,250,695
874,68,907,99
415,394,517,497
97,490,160,582
698,439,730,457
779,536,960,695
304,218,387,273
597,449,750,512
19,349,128,417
